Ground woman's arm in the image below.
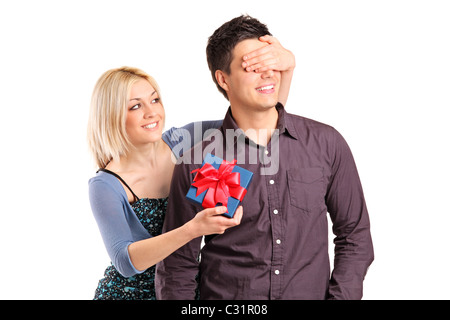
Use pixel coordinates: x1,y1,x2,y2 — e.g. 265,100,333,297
90,176,242,276
128,206,242,272
162,120,223,159
89,178,142,277
241,35,296,106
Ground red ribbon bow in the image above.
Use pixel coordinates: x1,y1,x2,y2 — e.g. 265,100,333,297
191,158,247,210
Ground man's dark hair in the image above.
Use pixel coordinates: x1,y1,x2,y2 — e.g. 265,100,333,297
206,15,272,100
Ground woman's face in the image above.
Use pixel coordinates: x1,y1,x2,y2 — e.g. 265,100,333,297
125,79,165,147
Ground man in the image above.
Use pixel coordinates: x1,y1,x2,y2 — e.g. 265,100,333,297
156,15,374,300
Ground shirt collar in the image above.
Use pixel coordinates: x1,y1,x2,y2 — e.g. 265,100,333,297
221,102,299,143
275,103,299,140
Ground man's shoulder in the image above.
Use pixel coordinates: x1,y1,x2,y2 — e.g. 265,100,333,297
285,111,338,137
175,133,219,171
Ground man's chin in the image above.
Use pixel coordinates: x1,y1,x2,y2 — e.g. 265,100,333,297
259,99,279,109
262,95,279,107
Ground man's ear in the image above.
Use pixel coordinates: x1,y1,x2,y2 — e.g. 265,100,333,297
215,70,229,92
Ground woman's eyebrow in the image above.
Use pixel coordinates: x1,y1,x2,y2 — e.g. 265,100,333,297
129,91,157,101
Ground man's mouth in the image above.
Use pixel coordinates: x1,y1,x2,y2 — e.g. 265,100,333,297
256,84,275,93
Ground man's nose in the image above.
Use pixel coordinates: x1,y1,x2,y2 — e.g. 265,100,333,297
261,69,274,79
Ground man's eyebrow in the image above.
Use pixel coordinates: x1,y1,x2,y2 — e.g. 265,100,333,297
129,91,157,101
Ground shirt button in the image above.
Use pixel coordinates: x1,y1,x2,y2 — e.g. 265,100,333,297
264,150,269,155
274,270,280,275
276,239,281,245
273,209,279,215
269,179,275,185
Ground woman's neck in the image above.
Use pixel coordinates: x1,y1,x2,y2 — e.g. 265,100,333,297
107,138,169,173
105,138,174,200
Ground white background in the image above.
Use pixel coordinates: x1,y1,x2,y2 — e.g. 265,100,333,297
0,0,449,300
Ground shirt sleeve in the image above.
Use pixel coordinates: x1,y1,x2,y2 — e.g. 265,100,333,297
89,178,144,278
162,120,223,159
325,129,374,299
155,162,202,299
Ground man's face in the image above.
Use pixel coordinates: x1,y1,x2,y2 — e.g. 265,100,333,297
219,38,281,112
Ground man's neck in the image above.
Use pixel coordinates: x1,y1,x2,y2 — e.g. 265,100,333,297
230,104,279,146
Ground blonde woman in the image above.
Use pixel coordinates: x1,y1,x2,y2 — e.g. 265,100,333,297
87,37,295,300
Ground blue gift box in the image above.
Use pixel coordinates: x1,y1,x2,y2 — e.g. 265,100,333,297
186,153,253,218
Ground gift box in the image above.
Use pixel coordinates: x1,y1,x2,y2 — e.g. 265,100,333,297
186,153,253,218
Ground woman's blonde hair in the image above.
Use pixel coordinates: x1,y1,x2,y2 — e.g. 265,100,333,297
87,66,163,168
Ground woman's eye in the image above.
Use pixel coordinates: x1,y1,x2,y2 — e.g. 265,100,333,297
130,104,140,110
151,98,160,104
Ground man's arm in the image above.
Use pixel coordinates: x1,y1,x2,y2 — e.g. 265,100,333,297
326,129,374,300
155,161,203,300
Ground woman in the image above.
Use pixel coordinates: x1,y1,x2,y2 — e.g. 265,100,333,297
87,36,295,300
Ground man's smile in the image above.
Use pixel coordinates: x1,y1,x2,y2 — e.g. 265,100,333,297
256,84,275,93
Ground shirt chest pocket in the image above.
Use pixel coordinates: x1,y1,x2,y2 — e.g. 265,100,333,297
287,167,325,213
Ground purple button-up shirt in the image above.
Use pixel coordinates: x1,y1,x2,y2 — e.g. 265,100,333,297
155,104,374,300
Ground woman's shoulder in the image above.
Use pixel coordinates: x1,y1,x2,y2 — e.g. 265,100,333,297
89,170,126,199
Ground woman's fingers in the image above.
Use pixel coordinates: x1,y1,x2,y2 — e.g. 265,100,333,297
242,35,294,73
231,206,243,225
202,206,227,216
